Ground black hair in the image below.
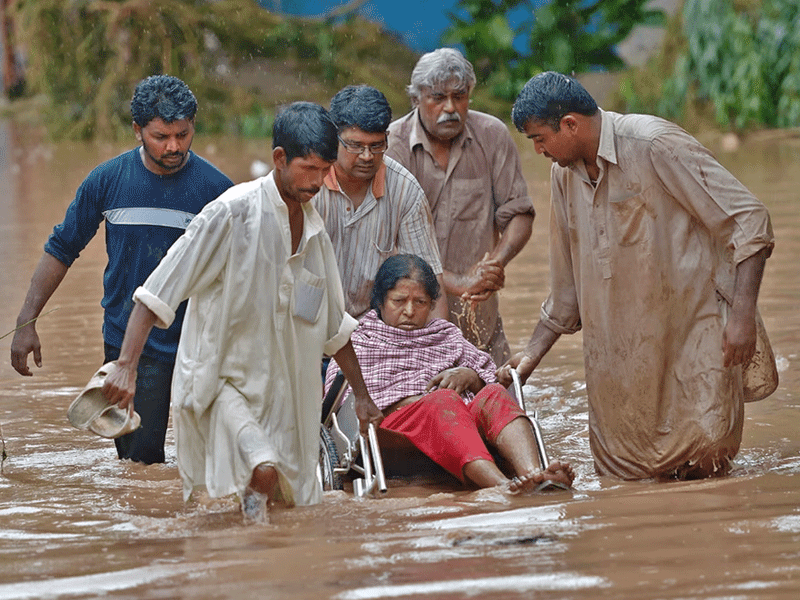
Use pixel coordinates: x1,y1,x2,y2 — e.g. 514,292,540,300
370,254,441,318
329,85,392,133
272,101,338,162
130,75,197,127
511,71,599,132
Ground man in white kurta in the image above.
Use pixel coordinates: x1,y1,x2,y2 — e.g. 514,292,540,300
504,73,774,480
101,102,382,514
133,170,356,505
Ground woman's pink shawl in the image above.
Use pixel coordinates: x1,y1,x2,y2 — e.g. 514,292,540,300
325,310,497,410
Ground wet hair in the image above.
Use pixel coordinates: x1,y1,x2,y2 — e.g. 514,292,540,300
272,101,338,163
407,47,476,101
511,71,599,132
130,75,197,127
370,254,441,319
329,85,392,134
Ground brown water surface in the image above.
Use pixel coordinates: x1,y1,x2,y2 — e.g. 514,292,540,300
1,122,798,599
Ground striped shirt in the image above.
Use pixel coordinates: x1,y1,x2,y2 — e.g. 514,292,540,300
325,310,497,410
312,156,442,319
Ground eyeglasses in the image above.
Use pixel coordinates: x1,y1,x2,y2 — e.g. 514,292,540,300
338,135,388,155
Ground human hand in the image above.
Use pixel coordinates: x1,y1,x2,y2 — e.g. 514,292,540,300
722,311,757,367
426,367,481,395
355,393,384,436
459,254,505,303
10,324,42,376
101,362,138,413
496,352,537,388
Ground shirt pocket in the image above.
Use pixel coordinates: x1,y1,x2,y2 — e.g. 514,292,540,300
450,178,491,223
609,191,652,247
372,229,396,258
292,268,325,324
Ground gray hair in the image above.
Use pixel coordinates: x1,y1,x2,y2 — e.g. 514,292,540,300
407,48,476,101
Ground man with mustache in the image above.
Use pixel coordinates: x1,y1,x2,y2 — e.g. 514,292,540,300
313,85,446,325
102,102,382,522
387,48,535,365
10,75,234,464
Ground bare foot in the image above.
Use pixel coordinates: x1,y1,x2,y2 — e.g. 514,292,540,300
242,463,281,524
507,460,575,494
543,460,574,487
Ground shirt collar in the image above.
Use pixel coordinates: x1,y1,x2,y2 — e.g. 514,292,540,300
596,109,618,166
323,161,386,199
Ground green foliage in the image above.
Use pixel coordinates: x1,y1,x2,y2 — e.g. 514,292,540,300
443,0,666,101
8,0,420,139
619,0,800,131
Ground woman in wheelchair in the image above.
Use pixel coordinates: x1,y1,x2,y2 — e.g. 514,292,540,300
325,254,573,493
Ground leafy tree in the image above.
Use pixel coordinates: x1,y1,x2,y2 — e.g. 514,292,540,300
619,0,800,131
7,0,419,139
443,0,666,101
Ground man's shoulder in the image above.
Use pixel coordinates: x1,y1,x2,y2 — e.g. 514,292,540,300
466,110,511,134
387,111,415,141
382,156,426,201
199,177,264,218
383,155,420,184
609,111,687,145
185,153,234,186
84,148,138,180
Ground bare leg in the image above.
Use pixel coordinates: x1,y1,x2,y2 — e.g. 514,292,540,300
462,458,510,488
493,416,542,475
493,417,575,492
242,463,281,524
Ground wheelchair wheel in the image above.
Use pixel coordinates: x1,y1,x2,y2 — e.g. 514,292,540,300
318,424,343,491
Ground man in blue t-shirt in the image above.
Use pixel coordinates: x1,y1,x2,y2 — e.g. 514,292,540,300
10,75,234,464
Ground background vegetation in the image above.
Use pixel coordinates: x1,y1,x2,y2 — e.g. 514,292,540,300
7,0,421,139
616,0,800,132
442,0,665,101
4,0,800,139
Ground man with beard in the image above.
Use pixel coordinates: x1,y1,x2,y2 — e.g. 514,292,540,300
313,85,445,323
101,102,382,523
10,75,234,464
387,48,535,365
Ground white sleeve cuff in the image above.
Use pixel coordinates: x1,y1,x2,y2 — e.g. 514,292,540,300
133,286,176,329
323,312,359,356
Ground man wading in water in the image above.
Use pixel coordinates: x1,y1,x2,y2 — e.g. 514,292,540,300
10,75,234,464
101,102,382,523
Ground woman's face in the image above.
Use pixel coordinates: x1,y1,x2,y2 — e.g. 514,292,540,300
380,277,434,331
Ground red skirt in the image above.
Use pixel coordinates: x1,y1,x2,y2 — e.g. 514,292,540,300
380,383,526,482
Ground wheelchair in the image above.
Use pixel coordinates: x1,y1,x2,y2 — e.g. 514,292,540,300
317,369,567,497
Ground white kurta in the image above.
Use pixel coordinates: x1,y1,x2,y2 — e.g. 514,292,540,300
542,111,774,479
133,171,357,505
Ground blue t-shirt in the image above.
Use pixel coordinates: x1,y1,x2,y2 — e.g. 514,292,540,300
45,149,234,362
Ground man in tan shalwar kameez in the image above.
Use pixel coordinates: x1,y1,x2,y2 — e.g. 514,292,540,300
102,102,383,521
500,72,775,480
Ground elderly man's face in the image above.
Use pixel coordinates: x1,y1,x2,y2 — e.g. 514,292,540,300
416,81,469,142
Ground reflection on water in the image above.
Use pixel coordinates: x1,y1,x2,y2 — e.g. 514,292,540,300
1,123,799,599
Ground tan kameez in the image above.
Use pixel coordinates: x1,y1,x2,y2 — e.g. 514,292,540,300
542,110,774,479
387,110,535,364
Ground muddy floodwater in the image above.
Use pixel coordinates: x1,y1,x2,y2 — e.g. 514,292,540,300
0,120,798,599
